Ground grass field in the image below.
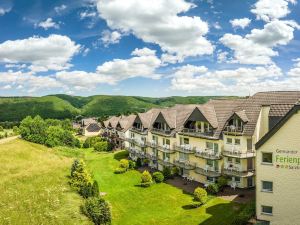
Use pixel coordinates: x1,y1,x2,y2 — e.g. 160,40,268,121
0,139,91,225
0,139,244,225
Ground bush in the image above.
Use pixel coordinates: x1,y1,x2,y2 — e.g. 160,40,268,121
171,167,179,176
79,181,100,198
194,187,208,204
153,172,164,183
94,141,109,152
81,197,111,225
136,158,142,167
71,159,80,177
128,160,136,169
189,202,202,208
207,183,219,194
69,159,93,192
162,167,172,180
231,201,255,225
0,126,3,131
217,176,228,190
141,170,152,187
119,159,129,169
13,126,20,134
83,136,103,148
114,167,126,174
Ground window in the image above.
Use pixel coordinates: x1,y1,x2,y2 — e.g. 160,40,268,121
206,142,218,152
179,152,188,161
235,158,241,164
227,157,233,163
261,205,273,215
262,152,273,164
207,176,215,182
207,159,214,167
163,153,170,161
227,138,233,144
180,137,189,145
234,139,241,145
234,177,241,183
262,181,273,192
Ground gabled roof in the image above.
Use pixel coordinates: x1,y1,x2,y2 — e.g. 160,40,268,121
118,115,136,131
234,110,249,122
86,123,101,132
82,118,98,126
256,103,300,149
269,104,294,117
230,91,300,136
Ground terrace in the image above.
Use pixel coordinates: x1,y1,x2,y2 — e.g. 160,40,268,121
130,127,148,135
195,148,222,160
222,148,256,158
173,159,196,170
223,166,255,177
195,166,221,177
180,128,214,138
175,144,196,154
157,144,176,153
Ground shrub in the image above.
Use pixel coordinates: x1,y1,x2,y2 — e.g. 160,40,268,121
141,170,152,187
194,187,208,204
119,159,129,169
83,137,103,148
207,183,219,194
114,167,126,174
13,126,20,134
231,201,255,225
217,176,228,190
143,158,150,165
0,126,3,131
69,159,93,192
128,160,136,169
94,141,109,152
171,167,179,176
81,197,111,225
162,167,172,180
71,159,80,177
153,172,164,183
79,181,100,199
189,202,202,208
136,158,142,167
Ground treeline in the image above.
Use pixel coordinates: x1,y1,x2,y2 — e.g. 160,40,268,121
19,116,80,148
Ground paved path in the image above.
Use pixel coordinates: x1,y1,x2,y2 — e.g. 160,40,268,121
0,135,19,145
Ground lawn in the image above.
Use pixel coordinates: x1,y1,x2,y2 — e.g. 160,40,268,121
84,150,244,225
0,139,91,225
0,139,244,225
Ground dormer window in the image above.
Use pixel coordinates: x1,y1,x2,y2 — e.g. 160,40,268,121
153,122,170,131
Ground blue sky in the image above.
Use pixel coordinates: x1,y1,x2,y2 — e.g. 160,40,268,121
0,0,299,97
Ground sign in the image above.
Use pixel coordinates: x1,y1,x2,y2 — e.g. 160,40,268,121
275,149,300,170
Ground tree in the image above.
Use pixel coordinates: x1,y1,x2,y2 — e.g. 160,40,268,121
70,159,93,191
94,141,108,152
141,170,152,187
194,187,208,204
153,172,164,183
19,116,47,144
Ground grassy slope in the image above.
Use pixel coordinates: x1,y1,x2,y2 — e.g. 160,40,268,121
0,139,91,225
84,150,243,225
0,96,79,121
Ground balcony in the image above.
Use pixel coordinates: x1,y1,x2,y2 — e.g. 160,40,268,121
223,147,256,158
146,140,158,148
125,137,136,143
195,149,222,160
195,166,221,177
223,125,243,135
135,140,147,148
157,144,176,153
179,128,214,138
173,159,196,170
130,127,148,135
151,128,172,136
145,153,157,161
175,144,196,154
223,165,255,177
158,159,173,167
135,151,146,159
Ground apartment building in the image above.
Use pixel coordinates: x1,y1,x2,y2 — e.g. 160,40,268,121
103,91,300,189
255,102,300,225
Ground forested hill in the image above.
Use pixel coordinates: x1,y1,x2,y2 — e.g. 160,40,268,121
0,94,238,122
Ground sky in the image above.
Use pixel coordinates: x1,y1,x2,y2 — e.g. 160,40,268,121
0,0,299,97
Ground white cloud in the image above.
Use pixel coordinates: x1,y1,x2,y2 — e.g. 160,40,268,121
80,11,97,19
0,35,81,72
251,0,296,22
0,7,11,16
54,4,67,14
213,22,222,30
220,20,299,65
170,64,285,94
288,58,300,77
217,51,228,63
101,30,122,47
36,18,60,30
96,0,213,63
230,18,251,29
82,48,90,57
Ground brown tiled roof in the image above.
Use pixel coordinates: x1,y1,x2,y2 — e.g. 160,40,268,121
82,118,98,126
232,91,300,136
269,104,294,117
86,123,101,132
118,115,136,131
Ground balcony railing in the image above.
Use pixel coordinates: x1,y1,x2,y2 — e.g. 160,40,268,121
130,127,148,135
222,149,256,158
135,140,147,148
145,153,157,161
195,166,221,177
173,159,196,170
180,128,214,137
175,144,196,154
158,159,173,167
195,149,221,160
146,140,158,148
151,128,172,136
157,144,176,153
223,166,255,177
223,125,243,135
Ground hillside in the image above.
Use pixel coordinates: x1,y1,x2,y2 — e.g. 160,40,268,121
0,94,236,122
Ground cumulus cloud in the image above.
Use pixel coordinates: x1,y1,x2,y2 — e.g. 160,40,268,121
96,0,213,63
251,0,296,22
80,10,97,19
101,30,122,47
230,18,251,29
54,4,67,14
220,20,299,65
35,18,60,30
0,35,81,72
288,58,300,77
